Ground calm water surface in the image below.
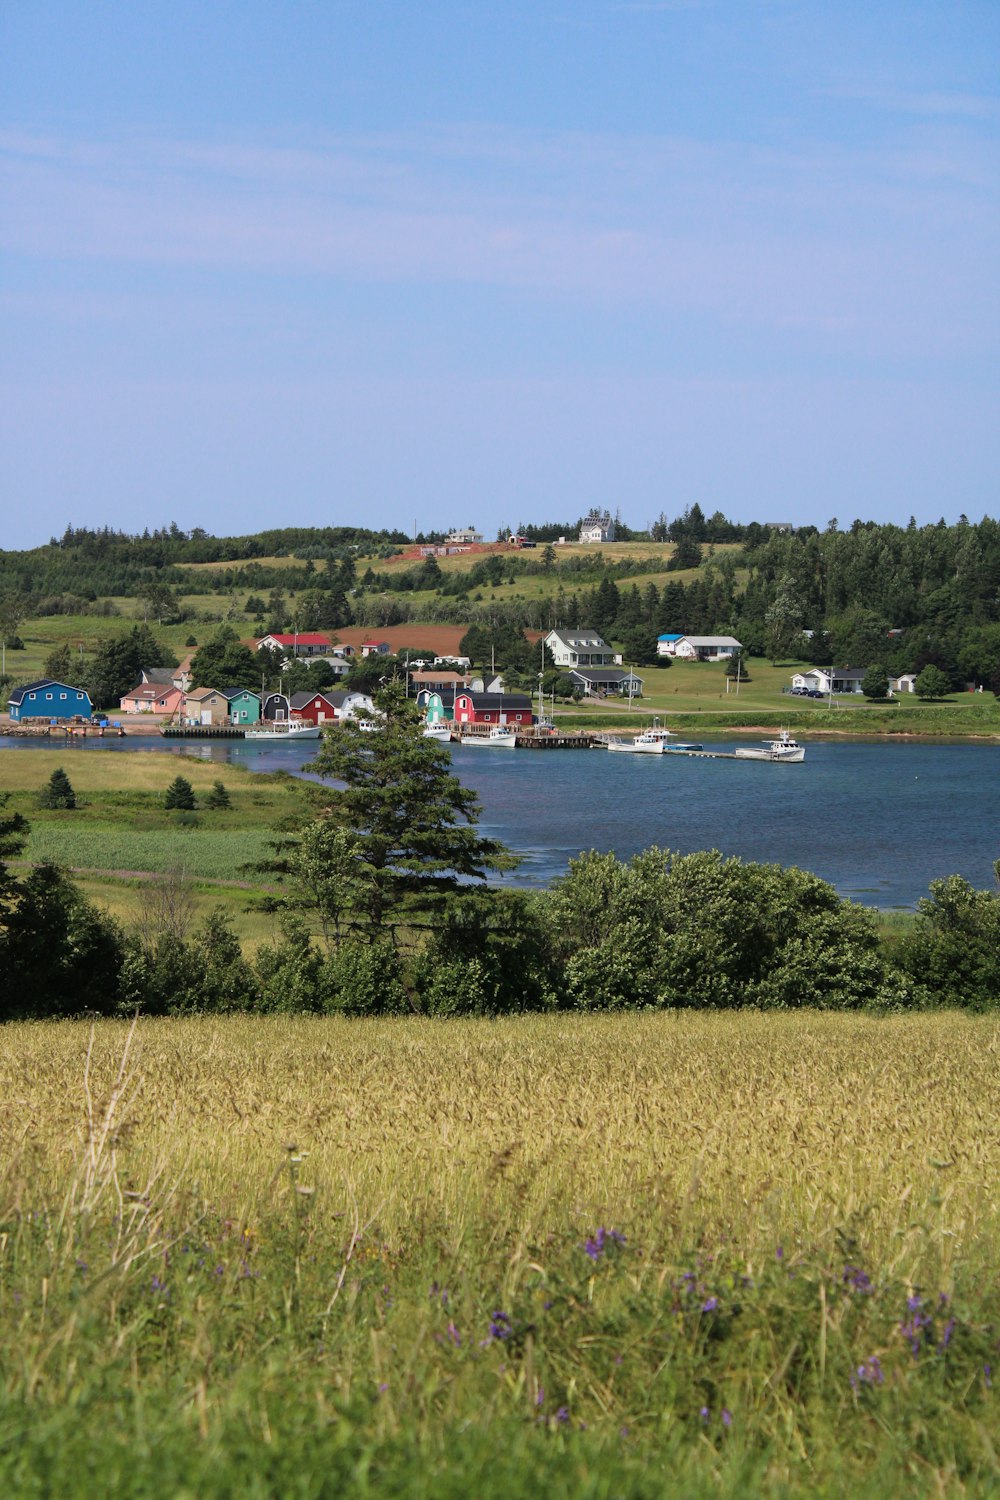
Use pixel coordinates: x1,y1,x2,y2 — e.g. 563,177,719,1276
1,734,997,907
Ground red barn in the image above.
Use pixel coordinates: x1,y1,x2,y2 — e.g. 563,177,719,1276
453,691,533,727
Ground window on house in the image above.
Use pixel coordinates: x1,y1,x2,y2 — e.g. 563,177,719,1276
29,693,36,700
46,693,53,699
60,693,67,699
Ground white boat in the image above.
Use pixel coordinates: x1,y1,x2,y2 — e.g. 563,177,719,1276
244,720,322,740
461,725,518,748
606,731,665,754
734,729,805,763
423,724,453,742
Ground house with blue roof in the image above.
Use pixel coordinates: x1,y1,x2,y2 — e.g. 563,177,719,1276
8,680,93,721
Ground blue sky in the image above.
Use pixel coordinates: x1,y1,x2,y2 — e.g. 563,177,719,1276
2,1,998,547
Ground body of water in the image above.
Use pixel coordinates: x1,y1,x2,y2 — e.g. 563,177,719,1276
2,733,997,907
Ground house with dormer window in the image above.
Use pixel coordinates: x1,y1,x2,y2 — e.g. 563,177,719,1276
544,629,622,670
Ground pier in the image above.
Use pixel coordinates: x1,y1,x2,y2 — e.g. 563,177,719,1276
161,725,246,739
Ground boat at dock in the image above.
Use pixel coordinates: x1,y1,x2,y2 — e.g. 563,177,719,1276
461,725,518,748
605,729,666,754
244,720,322,741
423,724,453,742
734,729,805,763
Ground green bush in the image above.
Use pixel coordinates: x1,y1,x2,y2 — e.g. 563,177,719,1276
321,937,407,1015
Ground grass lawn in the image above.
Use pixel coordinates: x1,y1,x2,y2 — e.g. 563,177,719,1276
0,1011,996,1498
2,748,314,926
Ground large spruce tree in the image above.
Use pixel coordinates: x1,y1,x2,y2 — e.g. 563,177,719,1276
307,681,515,935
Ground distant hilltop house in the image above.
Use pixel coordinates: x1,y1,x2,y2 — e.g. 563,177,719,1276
8,679,93,721
254,632,334,659
657,634,742,661
360,640,392,657
578,510,616,544
444,527,483,546
791,667,868,695
545,629,622,669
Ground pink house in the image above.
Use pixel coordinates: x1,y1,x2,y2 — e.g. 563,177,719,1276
119,684,185,715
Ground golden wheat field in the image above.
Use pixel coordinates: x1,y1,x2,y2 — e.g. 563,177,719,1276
4,1010,997,1273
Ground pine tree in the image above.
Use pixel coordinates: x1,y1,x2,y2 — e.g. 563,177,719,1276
38,767,76,809
164,776,196,810
205,780,231,810
307,681,515,935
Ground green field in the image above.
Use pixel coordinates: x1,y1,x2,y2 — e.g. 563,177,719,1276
0,1011,996,1498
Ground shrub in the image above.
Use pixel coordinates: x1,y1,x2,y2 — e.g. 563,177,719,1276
321,937,407,1015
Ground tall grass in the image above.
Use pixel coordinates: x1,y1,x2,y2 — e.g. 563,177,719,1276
0,1013,996,1496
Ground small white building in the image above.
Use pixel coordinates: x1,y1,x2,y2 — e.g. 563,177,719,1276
791,667,866,695
658,635,742,661
889,673,917,694
545,629,622,669
445,528,483,546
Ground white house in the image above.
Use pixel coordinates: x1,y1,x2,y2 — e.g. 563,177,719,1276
578,510,616,544
790,667,866,695
545,629,622,669
445,527,483,546
889,673,917,694
658,635,742,661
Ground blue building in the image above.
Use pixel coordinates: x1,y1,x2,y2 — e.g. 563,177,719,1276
8,679,93,721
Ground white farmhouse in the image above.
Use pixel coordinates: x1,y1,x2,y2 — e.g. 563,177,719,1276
578,510,616,544
545,629,622,669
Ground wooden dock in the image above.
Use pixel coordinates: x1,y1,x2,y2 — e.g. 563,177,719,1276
514,733,593,749
161,725,246,739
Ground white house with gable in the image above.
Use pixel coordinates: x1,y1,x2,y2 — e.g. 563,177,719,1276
545,629,622,669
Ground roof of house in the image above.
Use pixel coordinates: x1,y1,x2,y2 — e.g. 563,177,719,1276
8,679,92,705
454,691,532,709
657,633,683,642
185,687,227,700
569,668,643,683
676,636,742,648
221,687,260,701
140,667,177,686
123,684,181,702
546,628,611,648
290,690,337,709
410,670,470,684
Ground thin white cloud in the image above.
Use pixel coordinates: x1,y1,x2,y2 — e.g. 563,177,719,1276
1,121,997,358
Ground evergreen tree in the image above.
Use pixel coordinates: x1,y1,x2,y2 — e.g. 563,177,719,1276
38,767,76,809
308,681,515,935
189,626,261,691
164,776,196,810
205,780,231,810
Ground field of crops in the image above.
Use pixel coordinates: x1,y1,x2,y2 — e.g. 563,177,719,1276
1,1012,996,1497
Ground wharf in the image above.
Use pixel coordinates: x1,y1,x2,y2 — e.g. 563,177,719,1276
161,725,246,739
514,733,593,750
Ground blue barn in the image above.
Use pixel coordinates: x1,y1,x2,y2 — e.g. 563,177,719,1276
8,679,93,721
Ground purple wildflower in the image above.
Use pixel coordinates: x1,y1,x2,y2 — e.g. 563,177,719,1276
722,1408,732,1427
555,1407,570,1425
776,1246,784,1261
446,1320,461,1347
535,1387,545,1408
984,1364,992,1389
701,1296,719,1313
843,1265,873,1294
699,1406,710,1423
150,1274,167,1294
583,1227,626,1262
489,1310,512,1341
850,1356,884,1391
941,1317,956,1350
